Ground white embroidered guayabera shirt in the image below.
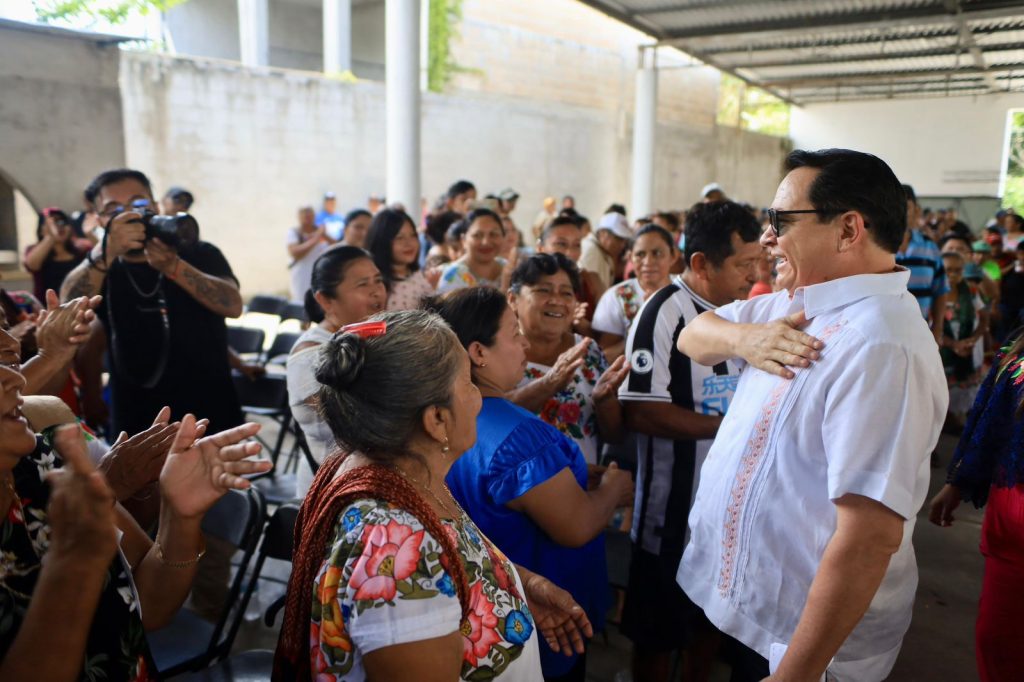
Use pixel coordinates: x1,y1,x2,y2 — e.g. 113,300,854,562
677,270,948,682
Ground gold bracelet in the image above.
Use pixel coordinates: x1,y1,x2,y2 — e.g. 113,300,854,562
154,535,206,569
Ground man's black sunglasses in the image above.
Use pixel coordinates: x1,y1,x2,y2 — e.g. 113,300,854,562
765,208,826,237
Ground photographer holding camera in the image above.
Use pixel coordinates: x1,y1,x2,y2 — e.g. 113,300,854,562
61,169,244,438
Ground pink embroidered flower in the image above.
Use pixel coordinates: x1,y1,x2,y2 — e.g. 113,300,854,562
349,520,424,602
558,401,581,425
461,581,502,666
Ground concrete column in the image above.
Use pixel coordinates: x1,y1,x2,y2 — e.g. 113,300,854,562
386,0,421,216
323,0,352,74
237,0,269,67
631,56,658,218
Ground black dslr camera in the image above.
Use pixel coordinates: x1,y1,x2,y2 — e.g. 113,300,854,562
129,199,199,249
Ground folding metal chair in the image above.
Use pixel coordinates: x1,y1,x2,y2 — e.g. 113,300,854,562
245,294,288,318
148,487,267,677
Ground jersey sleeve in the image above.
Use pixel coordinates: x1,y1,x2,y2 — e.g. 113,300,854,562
619,289,678,402
313,499,462,669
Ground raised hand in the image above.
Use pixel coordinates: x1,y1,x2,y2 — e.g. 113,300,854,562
98,406,179,501
738,310,823,379
104,210,146,261
544,338,591,393
47,424,118,569
35,290,102,362
522,570,593,655
158,415,270,520
592,355,629,404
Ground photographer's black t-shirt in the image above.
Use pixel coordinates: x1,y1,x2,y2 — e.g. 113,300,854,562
98,241,243,436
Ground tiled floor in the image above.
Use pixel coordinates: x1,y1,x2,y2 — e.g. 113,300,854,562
218,427,981,682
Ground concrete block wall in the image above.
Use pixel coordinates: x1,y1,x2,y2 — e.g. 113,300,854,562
120,51,785,298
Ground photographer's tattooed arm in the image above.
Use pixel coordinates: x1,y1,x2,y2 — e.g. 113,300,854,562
60,256,107,302
172,262,243,319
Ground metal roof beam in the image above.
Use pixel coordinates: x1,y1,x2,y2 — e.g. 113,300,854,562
660,3,1024,46
762,61,1024,88
715,41,1022,69
951,2,1001,91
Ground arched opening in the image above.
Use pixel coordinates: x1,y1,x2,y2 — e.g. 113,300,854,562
0,168,42,290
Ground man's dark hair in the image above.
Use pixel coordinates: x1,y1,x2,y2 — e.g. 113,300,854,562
164,186,194,211
654,211,681,232
1008,213,1024,230
604,203,627,216
785,149,906,253
684,200,761,268
509,253,581,295
939,233,972,253
446,180,476,200
902,184,918,206
84,168,153,206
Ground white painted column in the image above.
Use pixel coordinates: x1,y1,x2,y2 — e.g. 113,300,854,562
323,0,352,74
386,0,421,215
238,0,269,67
631,53,658,218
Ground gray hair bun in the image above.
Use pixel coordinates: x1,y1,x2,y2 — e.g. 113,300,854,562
316,331,366,388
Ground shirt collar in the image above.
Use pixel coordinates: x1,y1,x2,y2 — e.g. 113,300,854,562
672,275,719,310
798,268,911,318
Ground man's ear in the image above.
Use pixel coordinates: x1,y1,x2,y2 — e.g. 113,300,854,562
688,252,710,281
837,211,867,252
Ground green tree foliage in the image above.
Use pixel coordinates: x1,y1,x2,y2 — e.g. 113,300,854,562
716,73,790,137
34,0,186,25
1004,111,1024,214
427,0,465,93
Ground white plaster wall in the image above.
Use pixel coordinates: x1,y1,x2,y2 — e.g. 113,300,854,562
790,93,1024,197
0,22,125,212
120,52,784,297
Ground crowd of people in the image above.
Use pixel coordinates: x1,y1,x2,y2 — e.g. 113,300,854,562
0,151,1021,682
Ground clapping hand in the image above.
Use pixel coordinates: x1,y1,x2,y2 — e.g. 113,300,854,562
98,406,180,501
158,415,271,520
47,424,118,569
35,290,102,363
523,571,593,655
592,355,629,404
543,338,591,393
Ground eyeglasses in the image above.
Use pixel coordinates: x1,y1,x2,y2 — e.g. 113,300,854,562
766,208,829,237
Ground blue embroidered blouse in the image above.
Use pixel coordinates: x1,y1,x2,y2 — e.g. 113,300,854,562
446,397,609,677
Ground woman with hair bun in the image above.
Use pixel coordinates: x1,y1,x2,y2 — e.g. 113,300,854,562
275,310,590,681
286,246,385,497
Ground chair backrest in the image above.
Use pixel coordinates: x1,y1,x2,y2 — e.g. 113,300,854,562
232,373,290,411
264,331,302,366
293,422,320,477
200,487,267,662
227,326,266,356
280,302,307,323
226,504,300,648
246,294,288,317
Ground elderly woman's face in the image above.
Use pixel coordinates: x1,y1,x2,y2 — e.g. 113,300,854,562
511,269,576,339
0,365,36,469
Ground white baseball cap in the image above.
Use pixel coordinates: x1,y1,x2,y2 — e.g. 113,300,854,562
701,182,725,198
597,212,633,240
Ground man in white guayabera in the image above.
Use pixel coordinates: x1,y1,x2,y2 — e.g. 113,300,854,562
675,148,947,682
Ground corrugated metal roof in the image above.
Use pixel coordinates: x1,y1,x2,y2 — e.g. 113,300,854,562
576,0,1024,104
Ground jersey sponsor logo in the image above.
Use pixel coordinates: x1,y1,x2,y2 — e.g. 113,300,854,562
631,348,654,374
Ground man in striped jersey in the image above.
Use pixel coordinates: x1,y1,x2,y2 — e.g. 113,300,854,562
618,201,763,682
896,184,947,345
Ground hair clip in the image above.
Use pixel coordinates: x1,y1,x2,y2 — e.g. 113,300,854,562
341,321,388,339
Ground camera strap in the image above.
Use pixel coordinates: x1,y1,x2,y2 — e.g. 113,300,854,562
107,262,171,390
